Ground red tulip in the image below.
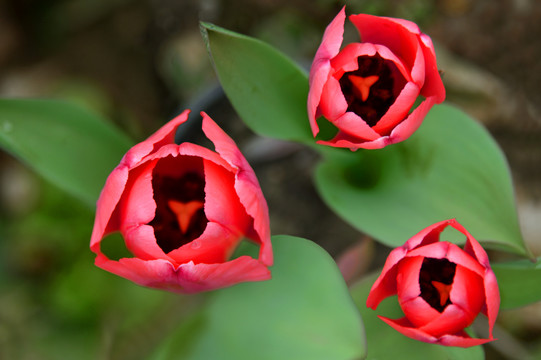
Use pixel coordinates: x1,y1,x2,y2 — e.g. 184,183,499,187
308,7,445,150
90,110,272,293
366,219,499,347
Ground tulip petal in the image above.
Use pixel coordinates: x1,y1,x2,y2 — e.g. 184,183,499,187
387,96,436,145
123,224,172,261
400,219,451,252
118,159,158,232
332,112,381,141
201,158,253,236
400,296,440,328
121,109,190,168
175,255,271,293
482,270,500,339
90,165,129,249
378,316,439,344
419,34,445,102
396,256,423,303
95,253,178,289
438,331,493,348
450,265,485,320
318,75,348,121
167,222,241,265
201,112,272,266
372,82,419,135
308,7,346,135
366,246,408,309
419,304,474,338
349,14,420,76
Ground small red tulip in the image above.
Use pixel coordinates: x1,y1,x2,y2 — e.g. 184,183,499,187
90,110,272,293
366,219,499,347
308,7,445,150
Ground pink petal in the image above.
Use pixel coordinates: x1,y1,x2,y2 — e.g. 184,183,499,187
121,109,190,168
308,7,346,135
318,75,348,121
482,269,500,339
330,43,411,85
419,304,472,338
396,256,423,304
349,14,419,74
145,142,234,173
405,240,450,259
201,158,253,236
90,165,129,249
174,255,271,293
400,296,440,328
330,42,378,74
95,253,178,289
419,34,445,102
438,331,494,348
167,222,241,265
450,220,491,268
118,160,158,232
378,316,439,344
387,96,436,144
332,112,380,141
400,219,452,252
308,62,332,136
201,112,272,266
123,224,170,261
316,133,390,150
366,246,408,309
450,265,485,320
94,252,270,294
372,82,420,135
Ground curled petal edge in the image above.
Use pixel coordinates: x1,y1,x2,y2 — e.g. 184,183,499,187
94,252,271,294
308,7,346,135
378,316,495,348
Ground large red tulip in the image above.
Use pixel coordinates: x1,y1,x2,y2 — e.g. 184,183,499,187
308,7,445,150
90,110,272,293
366,219,499,347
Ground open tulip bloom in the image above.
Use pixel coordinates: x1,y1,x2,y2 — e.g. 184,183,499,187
366,219,500,347
90,110,273,293
308,7,446,150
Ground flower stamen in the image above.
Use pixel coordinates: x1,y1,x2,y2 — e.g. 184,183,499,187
168,200,205,234
348,75,379,101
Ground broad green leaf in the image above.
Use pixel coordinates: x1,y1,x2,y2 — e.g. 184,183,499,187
151,235,366,360
350,273,484,360
315,104,529,257
493,257,541,310
200,22,312,142
0,99,132,206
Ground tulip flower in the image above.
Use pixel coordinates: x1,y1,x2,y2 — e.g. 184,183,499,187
90,110,273,293
366,219,499,347
308,7,445,150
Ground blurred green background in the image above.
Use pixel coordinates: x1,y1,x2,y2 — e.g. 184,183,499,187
1,0,540,359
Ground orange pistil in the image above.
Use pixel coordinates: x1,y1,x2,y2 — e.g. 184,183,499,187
431,281,453,307
348,75,379,102
168,200,205,233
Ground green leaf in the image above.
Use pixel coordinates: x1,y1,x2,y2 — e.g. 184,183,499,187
350,273,484,360
493,257,541,310
315,103,529,257
151,235,366,360
200,22,312,142
0,99,132,206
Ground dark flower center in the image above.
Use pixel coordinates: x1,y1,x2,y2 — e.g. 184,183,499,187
338,55,404,127
419,257,457,312
149,163,208,254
